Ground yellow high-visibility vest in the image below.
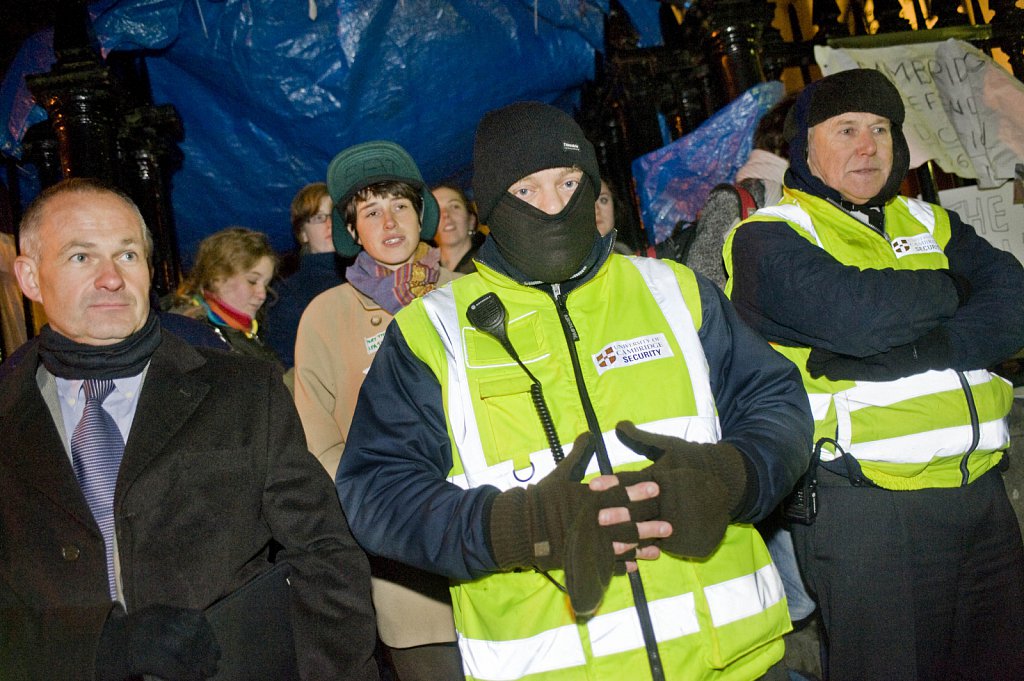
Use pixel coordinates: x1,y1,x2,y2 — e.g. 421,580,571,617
724,189,1012,490
397,254,789,681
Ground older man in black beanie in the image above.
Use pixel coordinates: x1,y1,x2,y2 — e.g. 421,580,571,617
337,100,814,681
725,68,1024,680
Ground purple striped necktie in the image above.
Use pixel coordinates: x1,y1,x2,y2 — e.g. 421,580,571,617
70,379,125,600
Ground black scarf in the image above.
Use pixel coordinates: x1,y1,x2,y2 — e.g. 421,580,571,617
38,311,162,379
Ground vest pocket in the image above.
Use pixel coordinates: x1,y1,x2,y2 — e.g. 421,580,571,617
477,373,544,471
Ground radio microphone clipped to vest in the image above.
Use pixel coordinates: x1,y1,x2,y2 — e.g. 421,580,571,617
467,293,565,469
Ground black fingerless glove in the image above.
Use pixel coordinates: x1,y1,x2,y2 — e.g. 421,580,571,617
488,433,656,615
615,421,750,558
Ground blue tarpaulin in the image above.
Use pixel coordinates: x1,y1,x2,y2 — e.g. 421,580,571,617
633,80,785,245
1,0,666,264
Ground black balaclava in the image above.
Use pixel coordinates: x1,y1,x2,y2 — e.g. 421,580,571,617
784,68,910,209
487,175,598,283
473,101,602,284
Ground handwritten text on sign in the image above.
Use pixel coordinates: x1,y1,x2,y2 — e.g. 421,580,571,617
939,181,1024,266
816,41,1024,188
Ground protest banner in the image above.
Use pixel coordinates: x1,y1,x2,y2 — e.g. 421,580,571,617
816,40,1024,188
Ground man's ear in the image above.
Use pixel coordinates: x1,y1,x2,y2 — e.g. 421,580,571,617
346,223,360,245
13,255,43,303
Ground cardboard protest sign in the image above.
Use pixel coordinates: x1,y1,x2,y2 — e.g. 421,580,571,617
938,173,1024,266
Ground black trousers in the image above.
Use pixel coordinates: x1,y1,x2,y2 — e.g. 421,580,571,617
792,465,1024,681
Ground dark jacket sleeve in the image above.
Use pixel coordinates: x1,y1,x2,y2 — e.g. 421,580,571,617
729,219,960,355
694,273,814,522
940,210,1024,368
336,323,500,580
260,364,379,681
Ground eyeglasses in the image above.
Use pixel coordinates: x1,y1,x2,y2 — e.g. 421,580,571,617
307,212,331,224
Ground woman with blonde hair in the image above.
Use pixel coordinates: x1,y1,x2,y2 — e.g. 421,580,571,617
169,226,279,363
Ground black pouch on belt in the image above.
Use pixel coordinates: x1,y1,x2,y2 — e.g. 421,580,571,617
782,439,827,525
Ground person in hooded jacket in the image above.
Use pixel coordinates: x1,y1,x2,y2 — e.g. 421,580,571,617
723,69,1024,681
336,101,813,681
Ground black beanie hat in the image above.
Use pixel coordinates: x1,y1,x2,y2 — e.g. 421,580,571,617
473,101,601,224
784,69,910,207
784,68,905,143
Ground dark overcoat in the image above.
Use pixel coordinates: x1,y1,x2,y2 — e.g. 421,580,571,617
0,331,378,680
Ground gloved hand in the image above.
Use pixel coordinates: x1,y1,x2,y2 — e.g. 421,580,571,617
95,603,221,681
489,433,657,616
806,327,952,382
942,269,972,307
614,421,749,559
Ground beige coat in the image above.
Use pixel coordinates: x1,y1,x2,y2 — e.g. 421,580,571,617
293,274,458,648
294,283,391,478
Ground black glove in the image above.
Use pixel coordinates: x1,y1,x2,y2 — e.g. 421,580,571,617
806,327,952,382
489,433,657,616
614,421,749,559
95,603,221,681
942,270,972,307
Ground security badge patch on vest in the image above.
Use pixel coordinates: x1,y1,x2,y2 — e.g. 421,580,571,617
891,233,943,258
592,333,674,375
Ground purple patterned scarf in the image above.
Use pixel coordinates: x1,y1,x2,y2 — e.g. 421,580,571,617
345,242,441,315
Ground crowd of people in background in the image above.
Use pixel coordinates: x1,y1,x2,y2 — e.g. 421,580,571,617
2,68,1024,681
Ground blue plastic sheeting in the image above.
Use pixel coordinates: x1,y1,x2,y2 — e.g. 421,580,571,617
633,81,785,245
0,28,55,159
1,0,681,266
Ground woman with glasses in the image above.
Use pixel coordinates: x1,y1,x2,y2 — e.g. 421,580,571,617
264,182,347,371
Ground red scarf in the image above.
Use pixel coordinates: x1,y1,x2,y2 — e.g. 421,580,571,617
201,293,258,338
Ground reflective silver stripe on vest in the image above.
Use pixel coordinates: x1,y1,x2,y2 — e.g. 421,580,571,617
446,416,720,491
755,197,935,245
420,287,489,474
828,370,1010,464
904,197,937,233
807,392,832,422
423,259,721,490
627,256,718,424
754,204,824,246
456,564,785,673
586,592,700,657
705,563,786,627
457,624,587,681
